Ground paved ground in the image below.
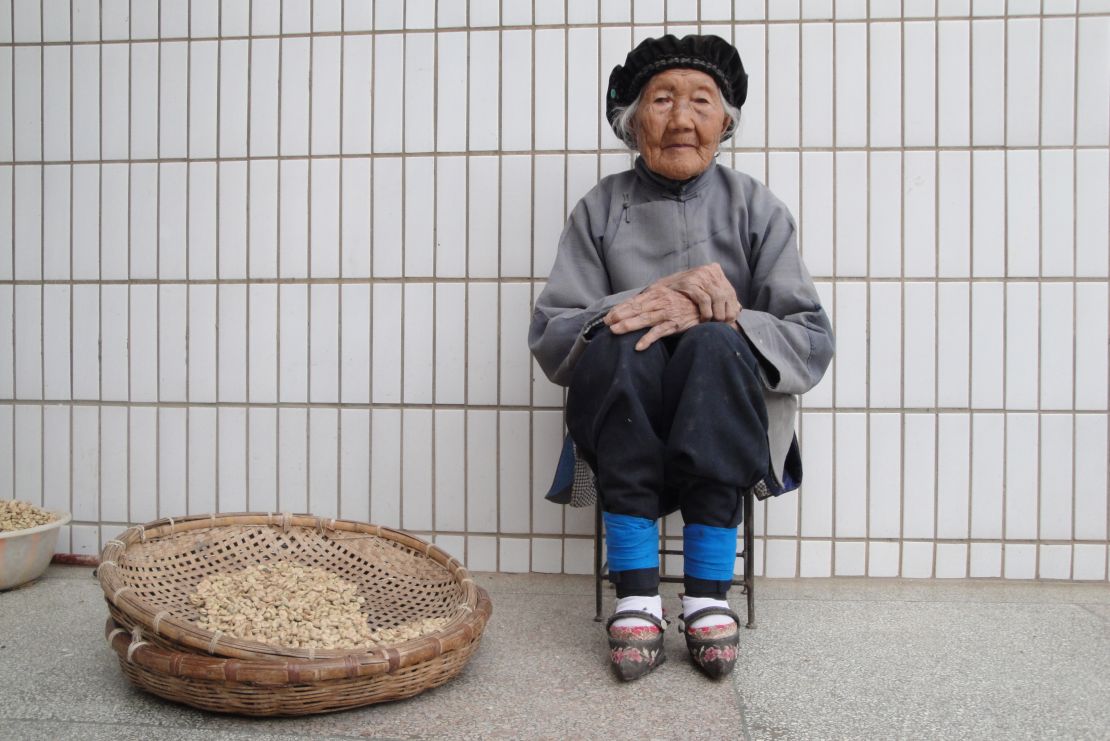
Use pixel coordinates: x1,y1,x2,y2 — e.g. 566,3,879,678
2,565,1109,740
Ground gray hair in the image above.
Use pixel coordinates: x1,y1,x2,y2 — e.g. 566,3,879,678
610,83,742,150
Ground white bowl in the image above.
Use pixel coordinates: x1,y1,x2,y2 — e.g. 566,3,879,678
0,509,72,590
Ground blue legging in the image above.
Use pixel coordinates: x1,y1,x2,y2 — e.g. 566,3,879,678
604,512,738,596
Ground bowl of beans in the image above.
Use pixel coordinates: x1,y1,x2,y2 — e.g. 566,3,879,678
0,499,71,590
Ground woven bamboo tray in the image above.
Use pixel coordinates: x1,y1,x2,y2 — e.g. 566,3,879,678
105,616,482,716
97,512,491,714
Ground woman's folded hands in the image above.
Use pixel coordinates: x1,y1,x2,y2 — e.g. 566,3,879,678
604,263,742,351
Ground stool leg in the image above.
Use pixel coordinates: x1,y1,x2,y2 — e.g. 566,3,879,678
744,488,755,629
594,497,604,622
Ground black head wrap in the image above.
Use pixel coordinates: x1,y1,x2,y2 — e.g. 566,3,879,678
605,34,748,142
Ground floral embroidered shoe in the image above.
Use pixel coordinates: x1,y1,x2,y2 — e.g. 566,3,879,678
679,606,740,679
605,610,668,681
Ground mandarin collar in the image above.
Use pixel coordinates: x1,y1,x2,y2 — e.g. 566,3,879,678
634,156,718,200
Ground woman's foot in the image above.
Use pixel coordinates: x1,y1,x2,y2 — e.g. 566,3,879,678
606,595,667,681
679,599,740,679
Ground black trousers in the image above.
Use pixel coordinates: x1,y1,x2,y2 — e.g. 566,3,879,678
566,323,770,597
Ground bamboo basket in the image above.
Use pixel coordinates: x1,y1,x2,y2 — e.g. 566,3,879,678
105,616,483,715
97,512,492,714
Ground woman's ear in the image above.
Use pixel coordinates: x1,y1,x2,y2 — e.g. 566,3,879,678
719,116,732,141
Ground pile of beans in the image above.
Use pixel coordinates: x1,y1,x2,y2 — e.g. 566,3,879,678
189,561,448,650
0,500,56,532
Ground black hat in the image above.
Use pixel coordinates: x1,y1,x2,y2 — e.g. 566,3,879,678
606,34,748,141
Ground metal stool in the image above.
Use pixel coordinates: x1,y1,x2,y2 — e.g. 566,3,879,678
593,487,756,628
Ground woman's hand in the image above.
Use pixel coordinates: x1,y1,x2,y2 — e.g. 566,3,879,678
656,262,741,323
604,284,701,351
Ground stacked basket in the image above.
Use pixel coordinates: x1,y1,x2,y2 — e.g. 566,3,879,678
97,512,492,716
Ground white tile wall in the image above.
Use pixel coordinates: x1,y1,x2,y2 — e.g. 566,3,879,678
903,414,936,540
869,414,902,539
0,3,1105,582
971,414,1005,540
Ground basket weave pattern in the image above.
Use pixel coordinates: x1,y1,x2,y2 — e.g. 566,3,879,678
97,513,492,715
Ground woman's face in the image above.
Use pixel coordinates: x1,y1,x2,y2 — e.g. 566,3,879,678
635,68,730,181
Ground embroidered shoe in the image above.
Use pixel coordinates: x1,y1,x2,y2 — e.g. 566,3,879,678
605,610,668,681
679,606,740,679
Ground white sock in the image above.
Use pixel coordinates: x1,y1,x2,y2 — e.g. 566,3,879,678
682,595,733,630
611,595,663,630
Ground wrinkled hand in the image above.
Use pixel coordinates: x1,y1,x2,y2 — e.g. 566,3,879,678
604,284,701,351
657,263,740,323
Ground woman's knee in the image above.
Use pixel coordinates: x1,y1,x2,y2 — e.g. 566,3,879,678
677,322,752,358
585,325,641,352
577,326,656,373
672,322,763,384
683,321,743,345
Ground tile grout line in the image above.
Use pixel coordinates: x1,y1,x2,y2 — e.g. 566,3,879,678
1069,0,1096,582
459,0,472,572
50,516,1110,548
864,0,872,579
5,8,1110,48
305,0,315,519
1025,4,1047,578
932,7,942,578
10,140,1110,167
397,0,407,535
1034,0,1045,579
964,9,975,579
829,1,838,578
436,14,456,541
1103,11,1110,584
1000,6,1010,579
336,0,345,521
761,0,769,577
8,274,1110,287
431,11,441,544
1097,9,1110,579
184,0,192,522
274,0,283,514
794,1,805,575
10,397,1110,414
123,0,133,530
146,1,157,529
366,23,383,528
35,0,43,517
213,0,222,520
515,1,528,561
66,0,73,551
1068,0,1079,580
897,0,908,579
94,0,102,550
244,0,253,513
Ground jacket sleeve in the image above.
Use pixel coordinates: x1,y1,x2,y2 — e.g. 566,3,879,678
737,195,835,396
528,198,644,387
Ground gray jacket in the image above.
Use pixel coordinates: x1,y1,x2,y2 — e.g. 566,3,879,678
529,157,834,494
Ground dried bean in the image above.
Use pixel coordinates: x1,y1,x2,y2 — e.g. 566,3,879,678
190,561,449,650
0,499,56,532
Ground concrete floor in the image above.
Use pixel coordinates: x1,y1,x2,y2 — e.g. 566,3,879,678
1,565,1109,740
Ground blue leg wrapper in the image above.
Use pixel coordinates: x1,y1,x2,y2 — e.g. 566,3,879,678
603,512,659,572
683,523,739,581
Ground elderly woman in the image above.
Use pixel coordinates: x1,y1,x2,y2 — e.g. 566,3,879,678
529,35,833,681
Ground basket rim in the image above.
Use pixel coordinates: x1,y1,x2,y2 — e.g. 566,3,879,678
0,508,71,540
97,512,491,667
105,611,488,687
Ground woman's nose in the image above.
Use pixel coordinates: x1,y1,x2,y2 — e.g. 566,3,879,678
667,100,696,128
